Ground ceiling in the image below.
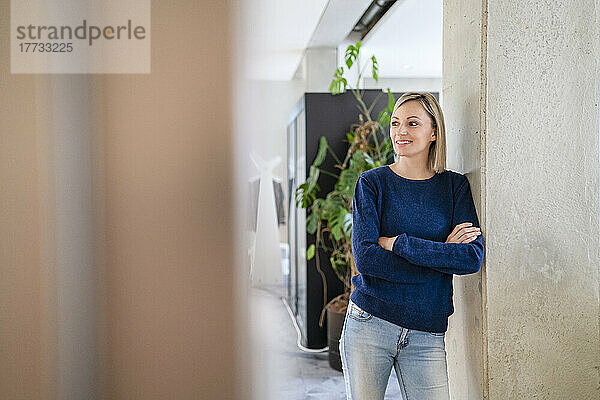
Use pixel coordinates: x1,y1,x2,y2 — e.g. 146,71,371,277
241,0,441,80
241,0,330,80
359,0,442,78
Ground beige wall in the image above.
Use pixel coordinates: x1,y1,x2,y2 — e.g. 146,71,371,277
0,3,49,396
98,2,235,398
1,1,238,399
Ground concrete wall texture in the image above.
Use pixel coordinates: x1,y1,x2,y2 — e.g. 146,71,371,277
442,0,487,398
445,0,600,399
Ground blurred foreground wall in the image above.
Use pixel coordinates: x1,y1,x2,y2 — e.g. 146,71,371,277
0,1,243,399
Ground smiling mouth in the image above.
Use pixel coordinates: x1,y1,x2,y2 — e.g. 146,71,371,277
396,140,413,145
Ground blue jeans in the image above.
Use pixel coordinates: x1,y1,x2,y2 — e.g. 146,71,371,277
339,299,450,400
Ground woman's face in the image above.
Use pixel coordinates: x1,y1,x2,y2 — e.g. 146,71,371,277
389,100,437,158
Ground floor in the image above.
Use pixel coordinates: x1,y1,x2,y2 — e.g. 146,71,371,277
249,284,403,399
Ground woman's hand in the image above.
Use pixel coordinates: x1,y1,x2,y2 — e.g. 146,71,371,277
378,224,481,250
446,222,481,243
377,235,398,252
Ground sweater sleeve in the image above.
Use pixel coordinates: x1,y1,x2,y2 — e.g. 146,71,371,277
352,174,433,283
391,175,485,275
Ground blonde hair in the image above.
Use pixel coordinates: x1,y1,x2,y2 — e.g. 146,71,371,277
392,92,447,174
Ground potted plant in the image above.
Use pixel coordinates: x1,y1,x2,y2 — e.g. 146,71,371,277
295,41,397,370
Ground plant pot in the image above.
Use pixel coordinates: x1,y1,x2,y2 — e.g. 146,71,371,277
327,304,347,371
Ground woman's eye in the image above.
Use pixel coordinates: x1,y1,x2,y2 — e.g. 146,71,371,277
391,121,417,127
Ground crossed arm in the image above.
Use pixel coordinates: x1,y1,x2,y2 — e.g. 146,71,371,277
352,174,485,279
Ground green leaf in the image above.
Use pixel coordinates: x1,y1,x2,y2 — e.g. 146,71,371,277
328,78,337,94
349,149,370,172
329,207,351,242
344,42,361,70
377,109,390,128
346,132,354,144
329,67,348,95
306,212,318,234
371,55,379,82
324,191,345,211
335,168,360,196
324,206,344,234
379,138,394,161
329,255,337,270
331,224,342,242
307,165,320,192
344,46,355,69
307,244,315,260
342,211,353,238
387,88,395,113
330,252,349,275
313,136,328,166
295,181,318,208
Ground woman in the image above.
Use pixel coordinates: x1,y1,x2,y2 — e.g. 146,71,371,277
339,92,484,400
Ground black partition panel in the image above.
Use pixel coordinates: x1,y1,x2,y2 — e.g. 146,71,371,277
287,90,438,349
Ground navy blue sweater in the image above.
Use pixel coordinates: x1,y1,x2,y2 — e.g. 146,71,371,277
350,165,484,333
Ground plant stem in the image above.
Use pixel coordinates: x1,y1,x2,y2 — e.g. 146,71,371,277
314,220,329,328
326,145,342,165
351,89,371,122
351,88,384,161
317,168,340,179
367,91,384,115
357,60,369,89
372,127,382,161
315,243,335,253
367,93,383,159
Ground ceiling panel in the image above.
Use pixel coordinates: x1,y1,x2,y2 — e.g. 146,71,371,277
357,0,442,78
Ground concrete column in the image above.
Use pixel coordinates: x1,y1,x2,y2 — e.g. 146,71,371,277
444,0,600,399
442,1,487,398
